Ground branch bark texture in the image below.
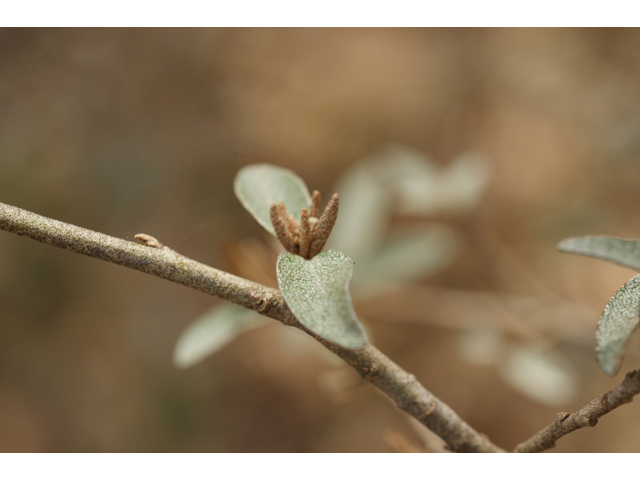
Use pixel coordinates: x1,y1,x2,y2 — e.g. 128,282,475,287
515,369,640,452
0,201,504,453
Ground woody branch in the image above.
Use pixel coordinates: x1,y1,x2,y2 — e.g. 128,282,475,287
515,369,640,453
0,200,502,453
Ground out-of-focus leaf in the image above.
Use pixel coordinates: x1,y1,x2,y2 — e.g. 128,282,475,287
327,145,446,261
458,327,503,366
173,303,267,369
370,144,440,191
596,274,640,376
499,343,579,406
328,160,390,262
328,145,488,264
557,236,640,271
355,225,458,287
276,250,366,349
390,150,490,216
234,163,311,235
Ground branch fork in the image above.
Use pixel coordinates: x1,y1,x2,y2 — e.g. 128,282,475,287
270,190,339,259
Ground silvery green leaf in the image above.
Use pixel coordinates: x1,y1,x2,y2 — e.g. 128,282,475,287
457,327,503,366
557,236,640,271
173,303,267,369
328,145,440,261
371,144,440,190
387,149,490,216
596,274,640,376
234,164,312,235
355,225,458,287
276,250,366,350
498,343,578,406
327,159,390,262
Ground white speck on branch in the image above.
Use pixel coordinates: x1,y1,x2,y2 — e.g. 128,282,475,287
0,200,503,453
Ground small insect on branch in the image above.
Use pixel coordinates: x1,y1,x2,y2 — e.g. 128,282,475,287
269,190,339,260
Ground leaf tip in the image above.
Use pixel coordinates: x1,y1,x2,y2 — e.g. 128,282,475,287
556,237,575,252
172,343,196,370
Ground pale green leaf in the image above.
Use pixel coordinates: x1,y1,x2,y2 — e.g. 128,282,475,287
371,146,490,216
356,225,458,286
596,274,640,376
499,343,578,406
234,164,312,235
557,236,640,271
328,145,488,263
276,250,366,349
173,303,267,369
327,161,390,262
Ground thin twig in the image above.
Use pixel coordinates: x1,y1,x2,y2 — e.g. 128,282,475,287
0,200,504,453
515,369,640,452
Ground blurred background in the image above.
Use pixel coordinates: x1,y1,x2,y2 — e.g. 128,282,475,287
1,28,640,452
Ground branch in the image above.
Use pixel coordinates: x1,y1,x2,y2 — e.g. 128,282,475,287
515,369,640,452
0,201,504,453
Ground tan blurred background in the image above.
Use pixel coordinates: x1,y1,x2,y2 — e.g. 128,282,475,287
1,28,640,452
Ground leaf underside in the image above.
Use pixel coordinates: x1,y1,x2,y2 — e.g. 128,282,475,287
596,274,640,376
233,163,311,235
276,250,366,350
558,236,640,271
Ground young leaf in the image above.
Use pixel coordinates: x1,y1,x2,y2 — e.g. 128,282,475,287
276,250,366,350
173,303,267,369
557,236,640,271
234,164,312,235
596,274,640,376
